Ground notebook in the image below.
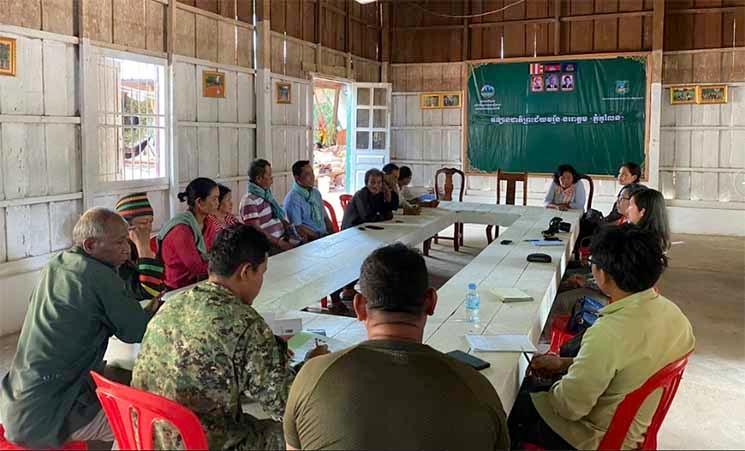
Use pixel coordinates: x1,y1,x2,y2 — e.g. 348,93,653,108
490,288,533,303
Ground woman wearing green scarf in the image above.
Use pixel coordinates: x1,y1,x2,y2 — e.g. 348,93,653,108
284,161,334,241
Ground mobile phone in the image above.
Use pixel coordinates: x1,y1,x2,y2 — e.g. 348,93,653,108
446,350,490,371
366,225,384,230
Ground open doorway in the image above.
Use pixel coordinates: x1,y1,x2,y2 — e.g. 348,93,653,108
312,78,351,212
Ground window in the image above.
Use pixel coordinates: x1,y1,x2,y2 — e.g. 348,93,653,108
96,56,166,183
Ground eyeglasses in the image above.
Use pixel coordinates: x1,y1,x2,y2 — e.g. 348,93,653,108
587,256,603,269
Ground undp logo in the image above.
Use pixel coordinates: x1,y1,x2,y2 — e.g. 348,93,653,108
480,84,496,99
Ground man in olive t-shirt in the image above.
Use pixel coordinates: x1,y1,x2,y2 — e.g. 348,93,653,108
283,243,510,450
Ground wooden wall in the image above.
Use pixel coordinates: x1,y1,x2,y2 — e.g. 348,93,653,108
390,0,744,63
269,75,313,203
267,0,381,60
0,30,81,336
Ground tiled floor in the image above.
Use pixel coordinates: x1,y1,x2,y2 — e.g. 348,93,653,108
1,226,743,449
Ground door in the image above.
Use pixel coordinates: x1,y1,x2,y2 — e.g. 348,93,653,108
347,82,392,192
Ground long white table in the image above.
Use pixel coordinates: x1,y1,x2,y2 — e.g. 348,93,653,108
107,202,581,414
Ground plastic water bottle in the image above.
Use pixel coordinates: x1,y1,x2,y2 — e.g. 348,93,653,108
465,283,480,324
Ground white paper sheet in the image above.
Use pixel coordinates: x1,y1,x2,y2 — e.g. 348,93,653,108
288,331,351,364
466,334,537,352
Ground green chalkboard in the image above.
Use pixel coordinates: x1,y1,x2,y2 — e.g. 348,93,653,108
467,58,646,176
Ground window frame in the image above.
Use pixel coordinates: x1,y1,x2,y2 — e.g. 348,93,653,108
82,45,172,197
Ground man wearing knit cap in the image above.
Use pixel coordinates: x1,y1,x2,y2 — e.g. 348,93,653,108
115,192,166,298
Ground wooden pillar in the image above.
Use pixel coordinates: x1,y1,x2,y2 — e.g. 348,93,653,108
647,0,665,189
256,0,272,70
381,1,391,81
346,0,352,78
462,2,469,61
554,0,561,55
316,0,322,74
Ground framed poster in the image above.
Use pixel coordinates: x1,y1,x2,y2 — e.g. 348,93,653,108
697,85,728,104
277,82,291,104
202,71,225,98
0,37,16,77
442,92,461,108
669,86,697,105
420,93,441,109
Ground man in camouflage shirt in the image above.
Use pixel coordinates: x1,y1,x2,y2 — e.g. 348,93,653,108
132,224,327,450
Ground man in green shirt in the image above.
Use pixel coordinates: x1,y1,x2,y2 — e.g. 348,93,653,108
283,243,511,450
0,208,156,448
132,224,328,450
508,225,695,450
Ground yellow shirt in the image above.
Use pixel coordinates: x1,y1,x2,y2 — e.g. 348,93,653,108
531,289,695,450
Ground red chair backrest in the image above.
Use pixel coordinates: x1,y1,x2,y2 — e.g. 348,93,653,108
339,194,353,210
323,200,340,233
598,351,692,451
90,371,209,450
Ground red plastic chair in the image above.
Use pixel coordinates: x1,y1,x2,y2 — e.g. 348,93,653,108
598,351,692,450
90,371,209,450
339,194,353,211
523,351,692,451
323,200,340,233
0,425,86,451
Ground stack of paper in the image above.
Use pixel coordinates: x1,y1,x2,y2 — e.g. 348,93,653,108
466,335,537,353
491,288,533,303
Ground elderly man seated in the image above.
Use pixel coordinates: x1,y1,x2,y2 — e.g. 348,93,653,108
0,208,158,448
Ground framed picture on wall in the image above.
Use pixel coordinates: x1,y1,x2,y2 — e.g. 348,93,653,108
202,70,225,98
277,82,292,104
669,86,697,105
697,85,728,104
442,92,461,108
0,37,16,77
420,93,441,109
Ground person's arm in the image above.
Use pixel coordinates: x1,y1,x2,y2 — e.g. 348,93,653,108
354,192,375,223
544,184,557,208
98,272,154,344
243,199,291,249
284,194,304,228
165,225,208,281
546,324,619,421
570,181,587,210
243,321,295,420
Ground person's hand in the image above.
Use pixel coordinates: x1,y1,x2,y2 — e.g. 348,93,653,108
558,205,569,212
546,204,558,210
129,225,154,258
566,274,587,289
305,342,329,360
277,238,293,251
143,293,164,314
528,354,568,378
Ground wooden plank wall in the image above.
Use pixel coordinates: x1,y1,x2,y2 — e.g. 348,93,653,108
659,84,745,203
267,0,380,60
269,75,313,203
0,30,81,336
390,0,744,63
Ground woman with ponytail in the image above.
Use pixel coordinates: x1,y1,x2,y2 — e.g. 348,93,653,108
157,177,219,289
